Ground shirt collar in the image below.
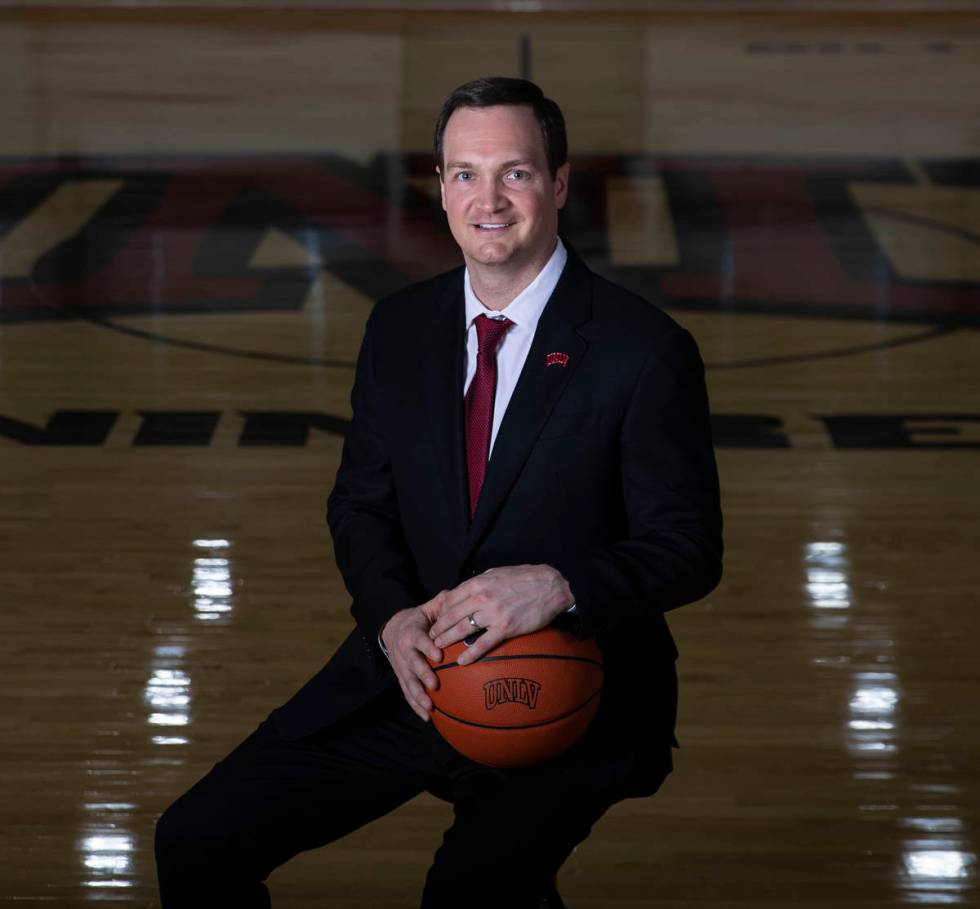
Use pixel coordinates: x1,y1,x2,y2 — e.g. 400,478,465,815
463,237,567,330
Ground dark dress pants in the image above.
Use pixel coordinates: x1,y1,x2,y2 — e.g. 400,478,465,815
155,685,671,908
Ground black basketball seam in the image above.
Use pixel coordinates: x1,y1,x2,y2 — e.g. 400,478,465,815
431,689,602,731
431,653,603,673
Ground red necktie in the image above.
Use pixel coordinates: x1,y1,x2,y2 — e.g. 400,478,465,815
465,314,513,518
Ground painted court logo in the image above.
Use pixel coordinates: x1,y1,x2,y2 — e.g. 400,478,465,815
484,677,542,711
2,153,975,328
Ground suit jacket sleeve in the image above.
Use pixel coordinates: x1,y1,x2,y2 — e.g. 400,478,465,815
326,305,425,665
554,325,723,639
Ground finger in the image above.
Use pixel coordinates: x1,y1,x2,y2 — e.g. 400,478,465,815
417,591,448,625
409,629,442,664
419,586,471,627
424,637,444,664
456,627,506,666
429,595,485,640
415,698,432,720
402,660,433,701
407,678,433,713
432,611,492,648
396,678,422,717
428,573,515,639
404,688,429,722
398,624,441,664
431,622,474,650
427,581,483,629
410,654,439,691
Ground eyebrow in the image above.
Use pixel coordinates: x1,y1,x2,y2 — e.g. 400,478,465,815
445,159,535,171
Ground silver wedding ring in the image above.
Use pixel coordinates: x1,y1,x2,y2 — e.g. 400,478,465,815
467,614,480,629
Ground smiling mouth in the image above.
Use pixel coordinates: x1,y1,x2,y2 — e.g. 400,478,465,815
473,222,514,231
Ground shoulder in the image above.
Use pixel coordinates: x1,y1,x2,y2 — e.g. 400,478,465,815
366,266,464,334
591,271,679,332
582,266,698,366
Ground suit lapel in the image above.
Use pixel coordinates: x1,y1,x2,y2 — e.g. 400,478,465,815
461,250,593,563
421,271,469,549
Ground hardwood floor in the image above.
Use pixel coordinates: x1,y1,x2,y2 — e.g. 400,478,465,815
0,4,976,906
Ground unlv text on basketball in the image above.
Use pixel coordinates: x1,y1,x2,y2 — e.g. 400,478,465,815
483,678,542,712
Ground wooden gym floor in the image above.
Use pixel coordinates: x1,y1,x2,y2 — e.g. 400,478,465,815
0,3,977,906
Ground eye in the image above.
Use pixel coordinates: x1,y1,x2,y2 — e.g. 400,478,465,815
507,169,530,181
454,171,474,182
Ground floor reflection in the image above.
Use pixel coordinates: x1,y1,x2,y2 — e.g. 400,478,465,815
191,538,234,623
143,538,235,749
802,538,975,904
805,541,852,610
804,541,852,632
80,538,237,895
848,671,899,758
902,842,975,904
145,651,191,748
901,807,977,904
79,803,136,893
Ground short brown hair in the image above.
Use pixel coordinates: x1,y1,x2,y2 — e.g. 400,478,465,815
433,76,568,180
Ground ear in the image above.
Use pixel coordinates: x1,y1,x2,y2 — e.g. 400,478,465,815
436,166,446,212
553,162,570,210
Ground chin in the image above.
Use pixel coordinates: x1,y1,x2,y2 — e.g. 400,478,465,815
470,245,516,266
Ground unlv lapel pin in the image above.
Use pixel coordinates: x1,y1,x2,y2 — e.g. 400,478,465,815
546,352,570,368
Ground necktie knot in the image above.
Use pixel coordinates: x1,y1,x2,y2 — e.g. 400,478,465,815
474,314,513,359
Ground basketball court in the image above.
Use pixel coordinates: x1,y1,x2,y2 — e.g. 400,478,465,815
0,1,977,905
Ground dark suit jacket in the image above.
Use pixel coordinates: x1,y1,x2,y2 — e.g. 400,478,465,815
272,244,723,794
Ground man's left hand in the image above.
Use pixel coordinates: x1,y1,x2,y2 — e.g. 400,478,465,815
422,564,574,665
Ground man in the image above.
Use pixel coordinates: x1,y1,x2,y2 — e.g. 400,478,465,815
155,76,722,908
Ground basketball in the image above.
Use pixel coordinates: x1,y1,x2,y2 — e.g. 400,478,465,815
426,626,603,768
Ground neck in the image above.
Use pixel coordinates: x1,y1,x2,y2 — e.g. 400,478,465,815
466,240,557,311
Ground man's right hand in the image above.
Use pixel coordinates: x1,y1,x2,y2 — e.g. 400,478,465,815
381,607,442,722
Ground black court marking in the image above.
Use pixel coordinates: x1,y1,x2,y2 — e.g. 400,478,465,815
432,652,603,673
433,690,601,732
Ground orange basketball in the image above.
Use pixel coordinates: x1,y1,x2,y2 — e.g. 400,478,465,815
426,626,603,768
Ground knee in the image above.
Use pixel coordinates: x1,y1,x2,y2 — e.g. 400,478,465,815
155,793,271,908
154,797,201,874
156,794,247,905
155,786,238,877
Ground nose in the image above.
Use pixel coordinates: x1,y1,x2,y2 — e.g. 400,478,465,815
476,176,507,214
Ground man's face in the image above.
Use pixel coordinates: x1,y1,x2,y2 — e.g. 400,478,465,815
438,104,569,274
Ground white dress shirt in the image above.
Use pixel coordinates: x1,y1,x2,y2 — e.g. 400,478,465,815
463,237,567,458
377,237,574,659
